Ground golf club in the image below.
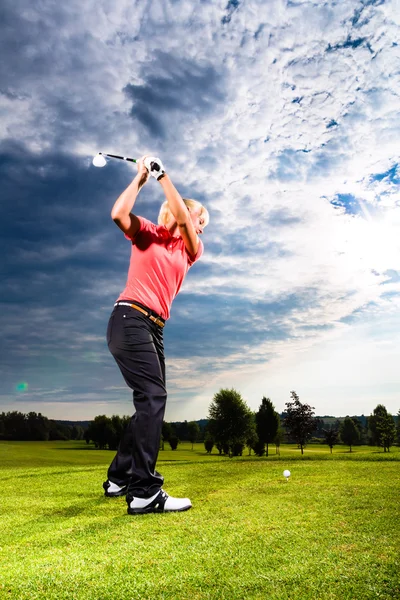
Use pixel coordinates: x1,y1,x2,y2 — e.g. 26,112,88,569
92,153,137,168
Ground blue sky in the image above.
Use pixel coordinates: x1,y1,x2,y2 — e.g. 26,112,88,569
1,0,400,421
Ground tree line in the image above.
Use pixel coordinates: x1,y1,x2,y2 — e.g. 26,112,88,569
0,411,85,441
204,390,398,456
1,392,398,454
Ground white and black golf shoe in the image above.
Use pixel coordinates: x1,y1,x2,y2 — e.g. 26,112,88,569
103,480,128,497
127,489,192,515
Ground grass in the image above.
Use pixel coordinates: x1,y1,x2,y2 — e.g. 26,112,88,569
0,441,399,600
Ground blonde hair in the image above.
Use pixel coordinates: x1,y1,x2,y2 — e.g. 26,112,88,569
158,198,210,228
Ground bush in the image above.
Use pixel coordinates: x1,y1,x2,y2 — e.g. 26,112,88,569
232,442,244,456
204,438,214,453
253,440,265,456
169,435,179,450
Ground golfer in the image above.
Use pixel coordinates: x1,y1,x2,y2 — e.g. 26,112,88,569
103,155,208,514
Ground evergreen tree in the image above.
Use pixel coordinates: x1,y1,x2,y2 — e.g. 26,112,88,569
161,421,172,450
322,426,339,453
339,416,360,452
204,435,214,454
246,417,258,456
368,405,396,452
187,421,200,449
274,427,284,455
255,397,280,457
207,388,254,458
368,404,388,446
376,412,396,452
350,416,365,445
169,435,179,450
282,391,315,454
86,415,115,449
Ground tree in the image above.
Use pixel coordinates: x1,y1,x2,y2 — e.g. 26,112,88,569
48,420,72,441
368,404,388,446
86,415,115,449
204,436,214,454
108,415,124,450
322,426,339,453
368,405,396,452
187,421,200,450
397,410,400,445
161,421,172,450
1,411,28,440
350,416,365,445
313,417,325,439
274,427,284,455
176,420,189,442
255,397,280,457
253,439,265,456
376,413,396,452
207,388,254,458
340,417,360,452
169,435,179,450
282,391,315,454
26,412,50,441
246,417,258,456
71,425,84,440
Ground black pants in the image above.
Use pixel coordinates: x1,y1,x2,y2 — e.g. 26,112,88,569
106,303,167,498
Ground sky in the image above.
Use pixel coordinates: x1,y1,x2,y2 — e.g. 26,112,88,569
1,0,400,422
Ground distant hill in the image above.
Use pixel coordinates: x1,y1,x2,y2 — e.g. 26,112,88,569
56,420,90,430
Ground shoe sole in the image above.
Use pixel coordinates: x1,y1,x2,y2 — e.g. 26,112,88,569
104,489,127,497
103,482,127,497
127,504,192,515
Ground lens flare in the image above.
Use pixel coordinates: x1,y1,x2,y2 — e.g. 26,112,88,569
92,154,107,168
16,382,28,392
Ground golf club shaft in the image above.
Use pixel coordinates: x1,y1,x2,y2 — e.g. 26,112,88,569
101,153,137,163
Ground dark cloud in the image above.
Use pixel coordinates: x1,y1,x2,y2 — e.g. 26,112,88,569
351,0,386,28
221,0,240,25
124,53,226,140
326,35,373,54
166,290,319,361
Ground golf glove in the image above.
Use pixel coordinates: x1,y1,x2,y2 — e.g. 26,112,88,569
144,156,166,180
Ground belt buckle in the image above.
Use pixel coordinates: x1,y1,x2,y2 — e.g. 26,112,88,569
150,314,164,328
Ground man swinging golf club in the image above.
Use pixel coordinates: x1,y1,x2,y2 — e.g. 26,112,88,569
103,155,209,514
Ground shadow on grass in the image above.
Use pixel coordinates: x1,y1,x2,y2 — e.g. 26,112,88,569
54,446,104,451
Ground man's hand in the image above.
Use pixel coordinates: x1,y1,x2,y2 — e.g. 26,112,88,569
144,156,166,180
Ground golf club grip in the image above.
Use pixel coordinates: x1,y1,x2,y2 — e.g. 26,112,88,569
105,153,137,163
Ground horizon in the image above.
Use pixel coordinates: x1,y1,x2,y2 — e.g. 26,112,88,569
1,1,400,421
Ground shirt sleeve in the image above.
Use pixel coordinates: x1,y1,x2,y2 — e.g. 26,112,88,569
124,216,153,242
186,238,204,266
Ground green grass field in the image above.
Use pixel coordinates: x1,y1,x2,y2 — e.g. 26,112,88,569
0,441,399,600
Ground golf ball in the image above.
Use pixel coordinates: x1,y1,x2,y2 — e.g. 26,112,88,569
92,154,107,167
283,470,291,478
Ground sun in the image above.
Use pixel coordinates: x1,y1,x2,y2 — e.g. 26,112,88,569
339,208,400,273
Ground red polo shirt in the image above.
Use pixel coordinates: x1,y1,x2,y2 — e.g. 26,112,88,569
116,217,203,320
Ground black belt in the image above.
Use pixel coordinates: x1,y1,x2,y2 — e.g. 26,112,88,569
115,301,165,328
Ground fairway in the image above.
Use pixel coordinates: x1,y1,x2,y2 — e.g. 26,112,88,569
0,442,399,600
